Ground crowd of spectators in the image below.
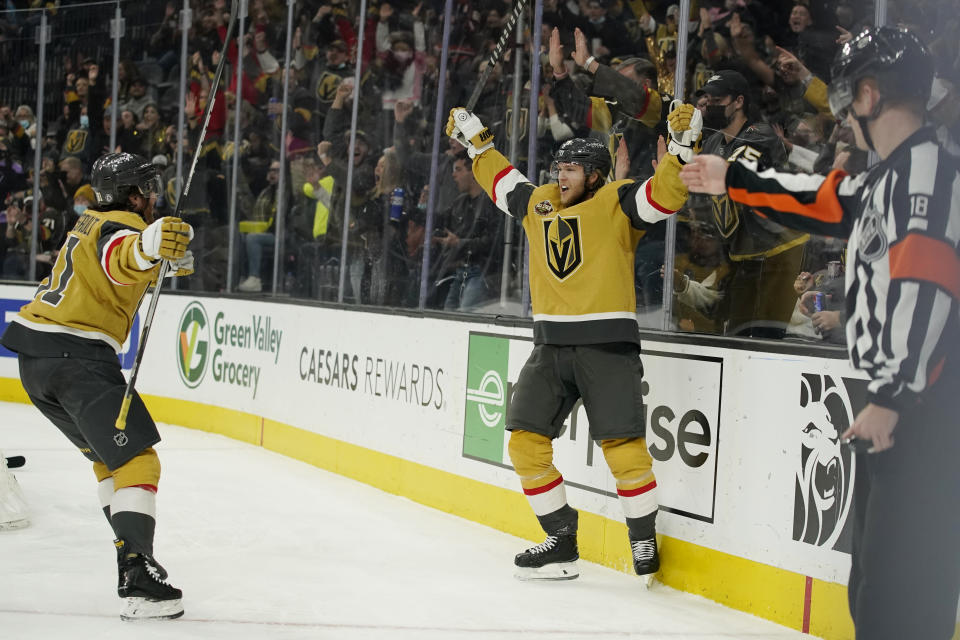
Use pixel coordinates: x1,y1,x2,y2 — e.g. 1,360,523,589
2,0,960,342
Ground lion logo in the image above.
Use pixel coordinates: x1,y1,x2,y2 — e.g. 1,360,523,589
793,373,857,549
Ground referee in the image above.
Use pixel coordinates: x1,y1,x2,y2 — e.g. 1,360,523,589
680,27,960,639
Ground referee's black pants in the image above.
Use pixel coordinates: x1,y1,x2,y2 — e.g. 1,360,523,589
848,387,960,639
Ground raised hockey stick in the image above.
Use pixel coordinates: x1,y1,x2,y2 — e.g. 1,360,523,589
465,0,530,111
115,0,239,431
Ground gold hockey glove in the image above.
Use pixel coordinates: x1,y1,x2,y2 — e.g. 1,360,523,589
164,250,195,277
666,101,703,164
139,216,194,261
446,107,495,158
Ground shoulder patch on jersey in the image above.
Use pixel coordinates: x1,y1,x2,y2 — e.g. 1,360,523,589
534,200,555,216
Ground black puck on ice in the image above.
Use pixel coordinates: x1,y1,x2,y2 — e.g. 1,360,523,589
5,456,25,469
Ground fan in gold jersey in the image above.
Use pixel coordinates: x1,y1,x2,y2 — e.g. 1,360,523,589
0,151,193,620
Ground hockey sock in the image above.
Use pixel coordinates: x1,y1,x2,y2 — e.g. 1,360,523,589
508,430,574,530
626,511,658,540
537,504,579,536
93,461,119,534
111,487,157,557
601,438,658,526
97,477,118,533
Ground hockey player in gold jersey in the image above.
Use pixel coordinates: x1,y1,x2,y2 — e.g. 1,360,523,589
446,105,696,582
0,152,193,620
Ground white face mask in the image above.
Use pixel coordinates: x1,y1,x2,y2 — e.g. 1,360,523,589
79,114,89,129
393,50,413,63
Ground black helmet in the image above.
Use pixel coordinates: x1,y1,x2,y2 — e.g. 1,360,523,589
828,26,934,121
553,137,611,180
91,152,162,208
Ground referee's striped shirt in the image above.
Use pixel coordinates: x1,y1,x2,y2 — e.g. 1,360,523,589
724,127,960,411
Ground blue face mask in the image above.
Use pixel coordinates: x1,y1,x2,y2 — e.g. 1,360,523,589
79,114,89,129
19,119,31,129
74,203,87,215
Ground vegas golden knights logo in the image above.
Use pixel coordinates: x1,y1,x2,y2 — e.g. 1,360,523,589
65,129,88,154
317,72,342,103
504,106,529,141
543,215,582,280
711,194,739,239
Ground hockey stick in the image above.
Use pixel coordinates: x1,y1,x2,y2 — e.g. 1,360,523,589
5,456,25,469
114,0,239,431
465,0,529,111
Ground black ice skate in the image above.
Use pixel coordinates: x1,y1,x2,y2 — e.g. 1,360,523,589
513,534,580,581
115,539,183,620
629,534,660,587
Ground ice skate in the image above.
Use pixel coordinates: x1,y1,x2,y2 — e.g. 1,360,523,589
513,534,579,581
630,534,660,588
116,540,183,620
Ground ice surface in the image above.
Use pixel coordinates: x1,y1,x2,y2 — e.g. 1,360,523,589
0,401,816,639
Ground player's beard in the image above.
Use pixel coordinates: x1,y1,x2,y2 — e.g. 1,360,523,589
560,180,585,206
560,173,601,206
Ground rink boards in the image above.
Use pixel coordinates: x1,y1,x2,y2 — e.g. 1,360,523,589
0,285,872,638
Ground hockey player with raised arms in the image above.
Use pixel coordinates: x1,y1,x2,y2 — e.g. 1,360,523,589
445,98,700,581
0,152,193,620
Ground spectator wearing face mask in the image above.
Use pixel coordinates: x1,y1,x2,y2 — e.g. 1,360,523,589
13,105,37,149
64,64,107,143
60,104,102,170
0,104,31,162
376,2,426,117
71,184,97,225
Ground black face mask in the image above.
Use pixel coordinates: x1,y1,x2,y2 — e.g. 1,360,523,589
703,104,731,131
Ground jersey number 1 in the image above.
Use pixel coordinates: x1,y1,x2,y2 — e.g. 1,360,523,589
36,235,80,307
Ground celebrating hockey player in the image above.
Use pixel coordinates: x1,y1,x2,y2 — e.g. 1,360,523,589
445,101,698,581
680,28,960,639
0,152,193,620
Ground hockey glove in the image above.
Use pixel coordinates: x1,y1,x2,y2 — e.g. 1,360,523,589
164,250,195,277
666,101,703,164
140,217,194,262
445,108,494,158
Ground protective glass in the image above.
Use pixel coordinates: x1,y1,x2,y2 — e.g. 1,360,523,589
136,170,163,198
828,76,855,121
550,160,586,181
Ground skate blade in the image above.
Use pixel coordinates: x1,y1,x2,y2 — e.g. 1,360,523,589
514,561,580,581
638,573,656,589
120,597,184,621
